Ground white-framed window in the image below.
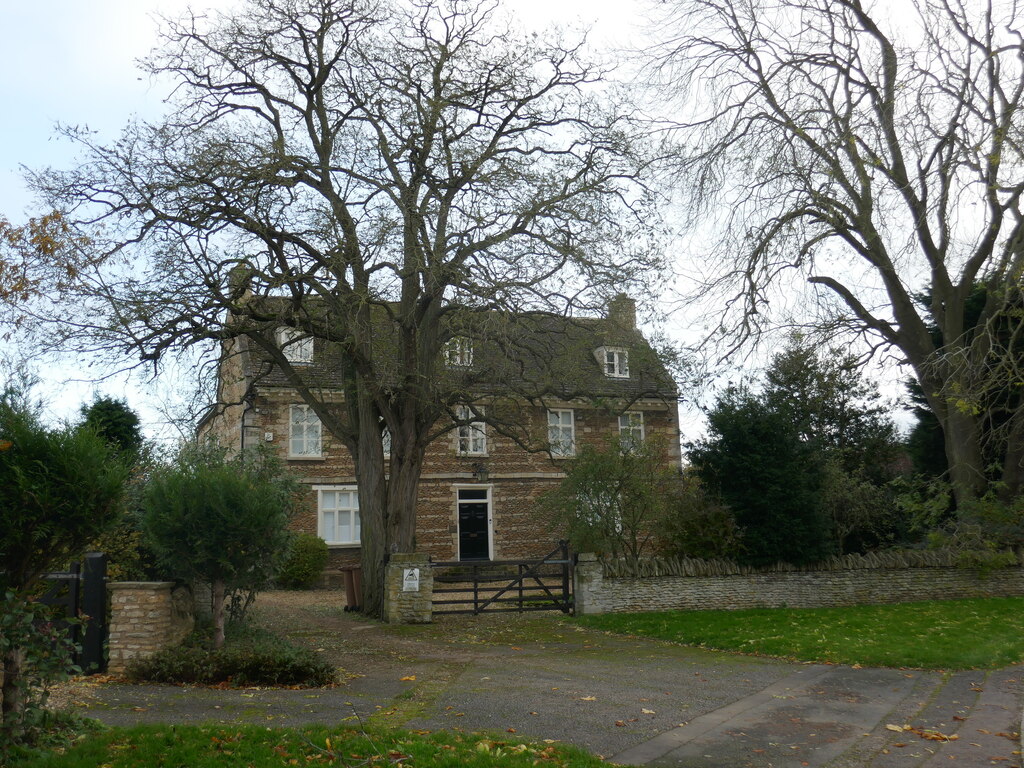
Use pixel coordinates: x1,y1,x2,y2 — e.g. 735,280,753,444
289,404,322,457
445,337,473,367
276,326,313,364
317,486,360,545
600,347,629,377
618,411,645,450
547,409,575,457
456,405,487,456
382,426,392,458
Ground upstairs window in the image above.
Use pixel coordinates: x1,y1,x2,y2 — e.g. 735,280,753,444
456,405,487,456
289,404,322,457
277,327,313,364
618,411,645,450
547,409,575,457
445,337,473,367
602,347,629,377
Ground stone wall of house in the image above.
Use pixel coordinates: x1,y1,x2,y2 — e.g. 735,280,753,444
246,390,678,572
573,556,1024,614
107,582,194,673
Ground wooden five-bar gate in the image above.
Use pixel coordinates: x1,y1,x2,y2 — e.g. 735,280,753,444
431,541,573,615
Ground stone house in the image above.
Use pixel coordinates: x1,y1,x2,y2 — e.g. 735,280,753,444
198,295,680,574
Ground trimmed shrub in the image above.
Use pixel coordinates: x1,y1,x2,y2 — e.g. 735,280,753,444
277,534,329,589
126,627,334,687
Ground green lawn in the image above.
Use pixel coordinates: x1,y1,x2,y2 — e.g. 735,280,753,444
11,724,605,768
576,597,1024,669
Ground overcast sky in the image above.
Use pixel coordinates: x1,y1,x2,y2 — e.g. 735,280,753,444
0,0,653,437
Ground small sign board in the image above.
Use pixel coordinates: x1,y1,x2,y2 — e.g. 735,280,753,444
402,567,420,592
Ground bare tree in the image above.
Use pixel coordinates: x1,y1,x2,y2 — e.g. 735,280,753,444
651,0,1024,504
31,0,664,615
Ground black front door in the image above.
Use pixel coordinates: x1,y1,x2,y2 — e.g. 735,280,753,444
458,488,490,560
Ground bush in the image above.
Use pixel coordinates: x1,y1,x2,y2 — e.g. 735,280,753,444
688,387,833,566
541,436,677,560
141,443,297,648
277,534,329,589
661,474,742,560
0,593,82,756
126,626,334,687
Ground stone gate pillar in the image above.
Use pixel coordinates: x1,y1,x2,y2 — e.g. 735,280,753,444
573,553,605,615
384,553,433,624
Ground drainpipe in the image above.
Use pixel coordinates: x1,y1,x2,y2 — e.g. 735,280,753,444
239,395,255,453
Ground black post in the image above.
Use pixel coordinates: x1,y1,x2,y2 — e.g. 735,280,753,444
559,540,571,614
518,563,524,612
80,552,108,673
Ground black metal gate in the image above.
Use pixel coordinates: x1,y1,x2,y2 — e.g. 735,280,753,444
39,552,107,673
431,541,573,615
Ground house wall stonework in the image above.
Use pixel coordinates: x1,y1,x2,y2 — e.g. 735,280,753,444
573,560,1024,614
234,392,679,573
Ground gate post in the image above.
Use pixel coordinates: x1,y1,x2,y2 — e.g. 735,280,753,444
573,553,605,615
384,553,433,624
80,552,108,673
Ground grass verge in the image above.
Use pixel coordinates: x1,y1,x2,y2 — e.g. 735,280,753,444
9,723,605,768
576,596,1024,669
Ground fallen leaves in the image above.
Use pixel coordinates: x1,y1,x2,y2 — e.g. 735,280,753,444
399,675,416,682
886,724,960,742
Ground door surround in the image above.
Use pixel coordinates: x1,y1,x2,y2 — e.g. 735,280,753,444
454,484,493,561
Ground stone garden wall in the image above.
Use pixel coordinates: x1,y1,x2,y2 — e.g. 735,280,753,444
573,553,1024,614
107,582,194,673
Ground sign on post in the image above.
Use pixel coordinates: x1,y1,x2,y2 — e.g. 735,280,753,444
403,567,420,592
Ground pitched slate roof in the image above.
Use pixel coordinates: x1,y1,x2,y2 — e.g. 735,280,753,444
233,296,677,403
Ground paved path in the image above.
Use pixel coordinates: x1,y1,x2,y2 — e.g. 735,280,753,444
610,665,1022,767
58,593,1024,767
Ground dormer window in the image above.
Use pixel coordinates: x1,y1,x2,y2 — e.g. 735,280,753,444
445,337,473,367
277,327,313,364
597,346,629,378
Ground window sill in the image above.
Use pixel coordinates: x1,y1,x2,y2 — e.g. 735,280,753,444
326,543,361,549
288,455,326,461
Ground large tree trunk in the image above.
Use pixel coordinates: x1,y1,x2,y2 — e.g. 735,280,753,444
943,409,988,504
915,361,988,507
358,432,426,619
1000,413,1024,501
356,447,388,619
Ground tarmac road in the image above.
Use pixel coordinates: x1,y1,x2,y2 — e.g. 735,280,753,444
57,591,1023,767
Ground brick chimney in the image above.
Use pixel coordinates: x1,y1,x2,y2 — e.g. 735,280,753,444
607,293,636,330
